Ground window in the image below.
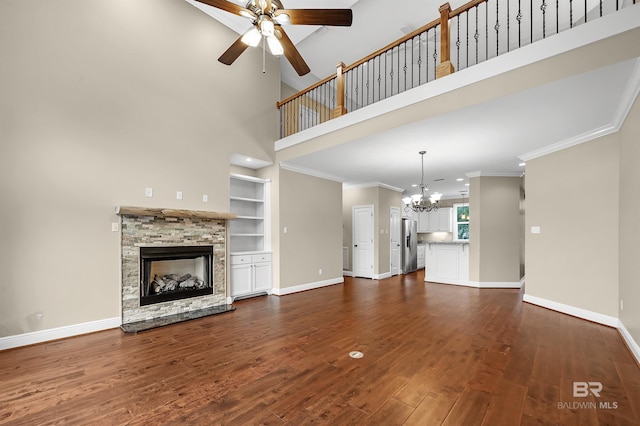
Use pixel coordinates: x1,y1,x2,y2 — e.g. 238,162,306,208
453,203,469,241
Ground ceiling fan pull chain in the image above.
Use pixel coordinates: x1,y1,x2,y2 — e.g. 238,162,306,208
262,35,266,74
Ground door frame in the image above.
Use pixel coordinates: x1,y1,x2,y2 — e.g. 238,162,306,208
390,206,401,276
352,204,374,279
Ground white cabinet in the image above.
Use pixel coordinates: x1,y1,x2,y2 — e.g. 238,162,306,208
417,244,426,269
426,208,453,232
230,253,272,298
424,243,469,285
230,174,272,299
417,211,429,233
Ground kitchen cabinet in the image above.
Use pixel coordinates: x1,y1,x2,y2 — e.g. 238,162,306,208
417,211,429,233
427,208,453,232
417,244,426,269
424,242,469,285
230,253,272,299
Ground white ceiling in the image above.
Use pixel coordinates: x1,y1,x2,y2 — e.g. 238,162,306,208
185,1,640,198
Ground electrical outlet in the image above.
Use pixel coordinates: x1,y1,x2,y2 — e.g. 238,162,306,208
319,268,323,275
176,191,183,200
145,187,153,197
621,300,624,311
202,194,208,202
111,223,119,232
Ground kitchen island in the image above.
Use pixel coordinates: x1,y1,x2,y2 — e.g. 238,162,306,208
424,241,470,286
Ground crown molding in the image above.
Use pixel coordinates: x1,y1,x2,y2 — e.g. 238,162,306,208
279,162,346,183
466,171,523,178
342,182,404,192
520,58,640,162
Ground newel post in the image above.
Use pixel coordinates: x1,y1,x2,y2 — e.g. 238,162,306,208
436,2,455,79
333,62,348,118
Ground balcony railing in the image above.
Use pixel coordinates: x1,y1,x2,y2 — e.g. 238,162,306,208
277,0,636,138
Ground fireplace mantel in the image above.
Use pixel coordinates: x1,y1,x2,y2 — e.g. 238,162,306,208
115,206,236,220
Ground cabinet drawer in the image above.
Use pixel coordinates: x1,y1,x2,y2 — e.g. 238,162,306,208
252,253,272,263
231,255,252,265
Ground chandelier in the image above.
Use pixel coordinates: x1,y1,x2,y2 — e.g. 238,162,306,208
402,151,441,213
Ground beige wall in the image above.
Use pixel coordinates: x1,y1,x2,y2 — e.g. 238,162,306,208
278,170,343,288
0,0,279,337
470,177,523,283
525,135,620,317
342,186,403,276
619,98,640,344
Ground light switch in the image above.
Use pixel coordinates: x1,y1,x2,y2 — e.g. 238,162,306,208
176,191,183,200
145,187,153,197
202,194,208,202
111,223,119,232
283,227,288,234
531,226,541,234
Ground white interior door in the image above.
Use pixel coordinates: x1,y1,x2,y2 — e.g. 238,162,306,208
390,207,401,276
353,205,374,279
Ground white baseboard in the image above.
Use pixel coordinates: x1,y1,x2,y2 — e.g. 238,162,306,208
426,278,522,289
523,294,619,327
618,320,640,365
0,317,121,351
469,280,523,289
342,270,354,277
271,277,344,296
374,272,392,280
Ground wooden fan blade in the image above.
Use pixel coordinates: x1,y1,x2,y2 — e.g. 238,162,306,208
276,27,310,76
274,9,353,26
195,0,255,19
218,35,249,65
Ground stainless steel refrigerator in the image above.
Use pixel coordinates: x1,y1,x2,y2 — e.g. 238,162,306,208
401,219,418,274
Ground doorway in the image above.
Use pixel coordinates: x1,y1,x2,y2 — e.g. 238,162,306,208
390,207,401,276
352,205,374,278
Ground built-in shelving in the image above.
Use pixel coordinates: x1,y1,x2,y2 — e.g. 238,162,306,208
229,173,272,299
229,174,271,253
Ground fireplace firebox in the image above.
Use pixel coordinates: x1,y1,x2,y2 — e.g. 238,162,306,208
139,246,213,306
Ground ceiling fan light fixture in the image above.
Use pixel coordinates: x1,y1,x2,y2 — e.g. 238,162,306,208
267,35,284,55
241,27,261,47
274,13,290,24
260,18,275,37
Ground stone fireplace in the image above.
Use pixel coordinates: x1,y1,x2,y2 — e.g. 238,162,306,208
117,206,235,329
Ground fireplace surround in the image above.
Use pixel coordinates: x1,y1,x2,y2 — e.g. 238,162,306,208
116,206,236,328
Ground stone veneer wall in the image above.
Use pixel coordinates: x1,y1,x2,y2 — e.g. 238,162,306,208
121,215,227,324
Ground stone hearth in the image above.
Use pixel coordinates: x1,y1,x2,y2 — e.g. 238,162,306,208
117,206,235,327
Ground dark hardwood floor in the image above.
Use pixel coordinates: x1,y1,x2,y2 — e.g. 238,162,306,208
1,271,639,425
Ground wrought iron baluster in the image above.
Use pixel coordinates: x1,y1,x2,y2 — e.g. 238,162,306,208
530,0,533,43
541,0,547,39
434,26,438,80
418,32,423,85
495,0,500,56
475,5,480,64
466,11,469,69
485,2,489,61
507,0,510,51
570,0,573,28
599,0,602,17
584,0,587,23
404,41,408,92
456,16,461,71
517,0,522,48
556,0,559,34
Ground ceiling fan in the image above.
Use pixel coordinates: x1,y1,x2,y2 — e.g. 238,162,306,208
195,0,353,76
